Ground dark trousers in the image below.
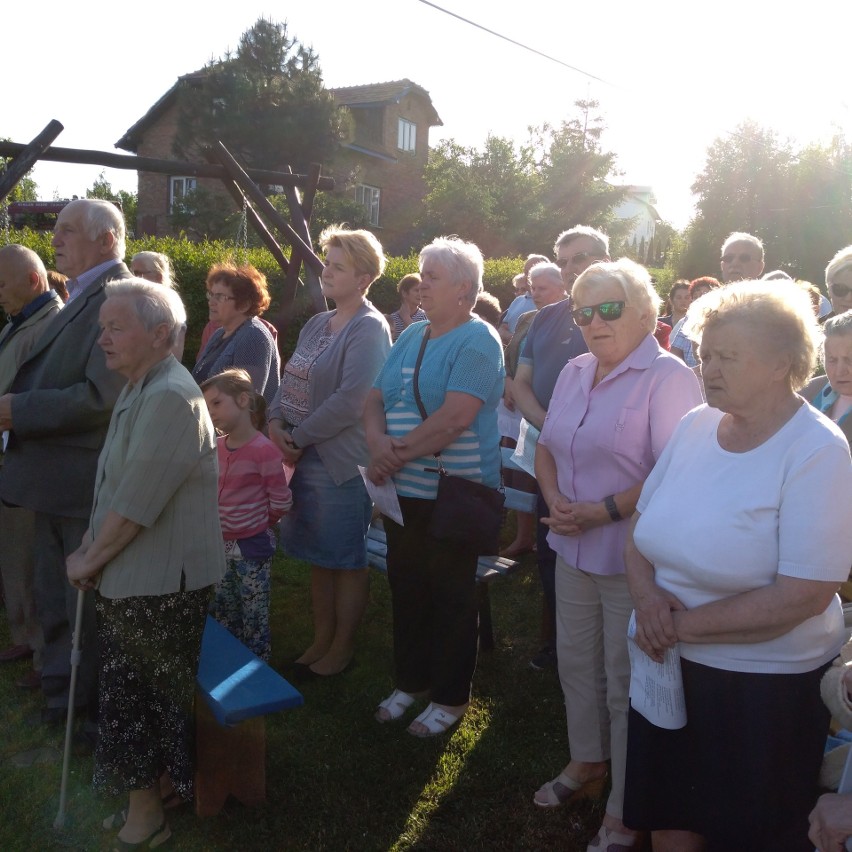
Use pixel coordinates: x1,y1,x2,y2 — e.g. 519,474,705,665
536,488,557,647
384,496,479,706
34,512,98,712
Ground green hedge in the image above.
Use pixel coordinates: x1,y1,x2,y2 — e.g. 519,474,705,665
5,230,528,362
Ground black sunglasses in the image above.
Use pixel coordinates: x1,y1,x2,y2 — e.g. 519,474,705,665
720,252,754,264
830,282,852,299
571,300,626,326
555,251,603,269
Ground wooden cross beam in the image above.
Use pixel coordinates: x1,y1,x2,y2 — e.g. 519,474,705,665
0,121,65,204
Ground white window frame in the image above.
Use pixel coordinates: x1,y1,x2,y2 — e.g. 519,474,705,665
355,184,381,227
169,176,197,213
397,118,416,153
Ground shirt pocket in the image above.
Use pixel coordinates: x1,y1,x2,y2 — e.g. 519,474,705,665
608,407,649,463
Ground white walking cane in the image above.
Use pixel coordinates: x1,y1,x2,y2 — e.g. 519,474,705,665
54,588,86,829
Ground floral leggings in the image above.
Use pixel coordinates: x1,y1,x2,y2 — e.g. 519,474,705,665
210,552,272,661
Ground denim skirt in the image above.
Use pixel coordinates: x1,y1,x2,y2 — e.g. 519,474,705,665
278,446,372,569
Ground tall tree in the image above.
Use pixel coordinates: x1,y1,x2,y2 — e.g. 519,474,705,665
680,122,852,283
419,136,539,256
173,18,347,174
419,100,626,257
529,100,627,249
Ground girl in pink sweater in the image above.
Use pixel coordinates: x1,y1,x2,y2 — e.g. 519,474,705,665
202,369,292,660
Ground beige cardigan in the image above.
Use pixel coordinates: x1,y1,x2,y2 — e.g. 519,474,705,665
93,356,225,598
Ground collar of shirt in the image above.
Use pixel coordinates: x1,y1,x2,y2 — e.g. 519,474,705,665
65,259,122,303
9,290,58,329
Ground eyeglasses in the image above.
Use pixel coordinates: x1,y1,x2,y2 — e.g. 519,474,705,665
830,282,852,299
571,301,626,326
555,251,603,269
720,252,754,264
206,292,236,303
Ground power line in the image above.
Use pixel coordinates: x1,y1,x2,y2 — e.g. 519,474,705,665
417,0,852,189
416,0,616,88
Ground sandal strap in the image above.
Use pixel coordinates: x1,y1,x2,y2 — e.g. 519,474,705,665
377,689,416,719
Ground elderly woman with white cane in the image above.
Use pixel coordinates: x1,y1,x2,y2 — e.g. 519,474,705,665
66,279,224,848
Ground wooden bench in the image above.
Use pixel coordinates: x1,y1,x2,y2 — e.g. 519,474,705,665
194,616,304,817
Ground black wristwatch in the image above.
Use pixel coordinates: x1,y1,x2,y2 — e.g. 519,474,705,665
604,494,622,523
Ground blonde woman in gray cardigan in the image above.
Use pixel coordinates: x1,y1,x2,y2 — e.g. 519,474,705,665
269,226,391,680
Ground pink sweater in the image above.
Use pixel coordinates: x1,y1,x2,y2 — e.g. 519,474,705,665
216,433,292,540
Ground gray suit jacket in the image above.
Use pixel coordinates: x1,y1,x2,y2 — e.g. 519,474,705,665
0,262,132,518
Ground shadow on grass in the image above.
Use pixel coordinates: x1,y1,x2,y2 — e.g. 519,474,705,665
0,550,606,851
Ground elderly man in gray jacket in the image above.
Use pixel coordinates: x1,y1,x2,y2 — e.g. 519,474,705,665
0,245,63,687
0,200,131,725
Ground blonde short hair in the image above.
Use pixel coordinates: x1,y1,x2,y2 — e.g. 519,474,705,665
319,225,386,285
684,280,819,391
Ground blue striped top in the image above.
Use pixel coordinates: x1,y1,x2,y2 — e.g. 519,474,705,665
375,318,504,499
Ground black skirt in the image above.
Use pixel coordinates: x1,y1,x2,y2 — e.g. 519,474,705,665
93,586,212,799
623,657,831,852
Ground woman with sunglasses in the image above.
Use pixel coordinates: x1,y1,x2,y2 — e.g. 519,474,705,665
533,258,702,852
192,263,280,405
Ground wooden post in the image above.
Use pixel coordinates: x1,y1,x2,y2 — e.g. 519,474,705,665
275,164,325,330
211,142,326,314
200,149,292,274
0,120,64,204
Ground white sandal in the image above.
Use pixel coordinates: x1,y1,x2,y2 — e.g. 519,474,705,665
407,702,463,738
375,688,417,723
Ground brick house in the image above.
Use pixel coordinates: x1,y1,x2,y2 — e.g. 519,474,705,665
116,75,441,250
328,79,442,252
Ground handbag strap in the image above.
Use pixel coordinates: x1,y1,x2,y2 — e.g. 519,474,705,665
411,326,446,473
411,325,431,422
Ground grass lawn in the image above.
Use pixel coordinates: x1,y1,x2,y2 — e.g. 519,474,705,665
0,547,608,851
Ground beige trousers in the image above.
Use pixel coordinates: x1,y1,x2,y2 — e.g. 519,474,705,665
555,556,633,820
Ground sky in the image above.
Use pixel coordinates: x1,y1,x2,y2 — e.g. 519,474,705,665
4,0,851,230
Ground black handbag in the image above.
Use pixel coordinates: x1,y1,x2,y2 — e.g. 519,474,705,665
412,327,505,555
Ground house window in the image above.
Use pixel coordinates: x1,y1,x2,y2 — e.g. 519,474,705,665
355,184,381,226
398,119,416,153
169,176,197,212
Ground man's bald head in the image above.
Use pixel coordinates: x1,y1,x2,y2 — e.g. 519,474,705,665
0,244,50,316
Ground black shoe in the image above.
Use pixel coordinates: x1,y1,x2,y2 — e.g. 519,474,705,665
529,646,557,671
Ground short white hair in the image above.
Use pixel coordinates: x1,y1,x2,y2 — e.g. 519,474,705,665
553,225,609,257
104,279,186,348
826,245,852,287
721,232,764,260
419,236,484,307
528,262,566,291
65,199,126,259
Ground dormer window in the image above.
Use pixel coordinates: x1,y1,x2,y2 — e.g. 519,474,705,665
398,119,416,153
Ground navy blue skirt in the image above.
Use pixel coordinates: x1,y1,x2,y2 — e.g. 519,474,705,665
623,657,831,851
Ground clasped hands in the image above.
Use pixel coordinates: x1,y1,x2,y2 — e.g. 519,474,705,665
632,583,687,663
269,420,303,464
540,493,609,537
366,434,407,485
66,542,99,592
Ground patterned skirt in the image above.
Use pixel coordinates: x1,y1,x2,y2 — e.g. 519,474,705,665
93,587,212,798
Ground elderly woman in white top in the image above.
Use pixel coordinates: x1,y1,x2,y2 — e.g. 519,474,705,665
623,280,852,852
67,280,224,849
